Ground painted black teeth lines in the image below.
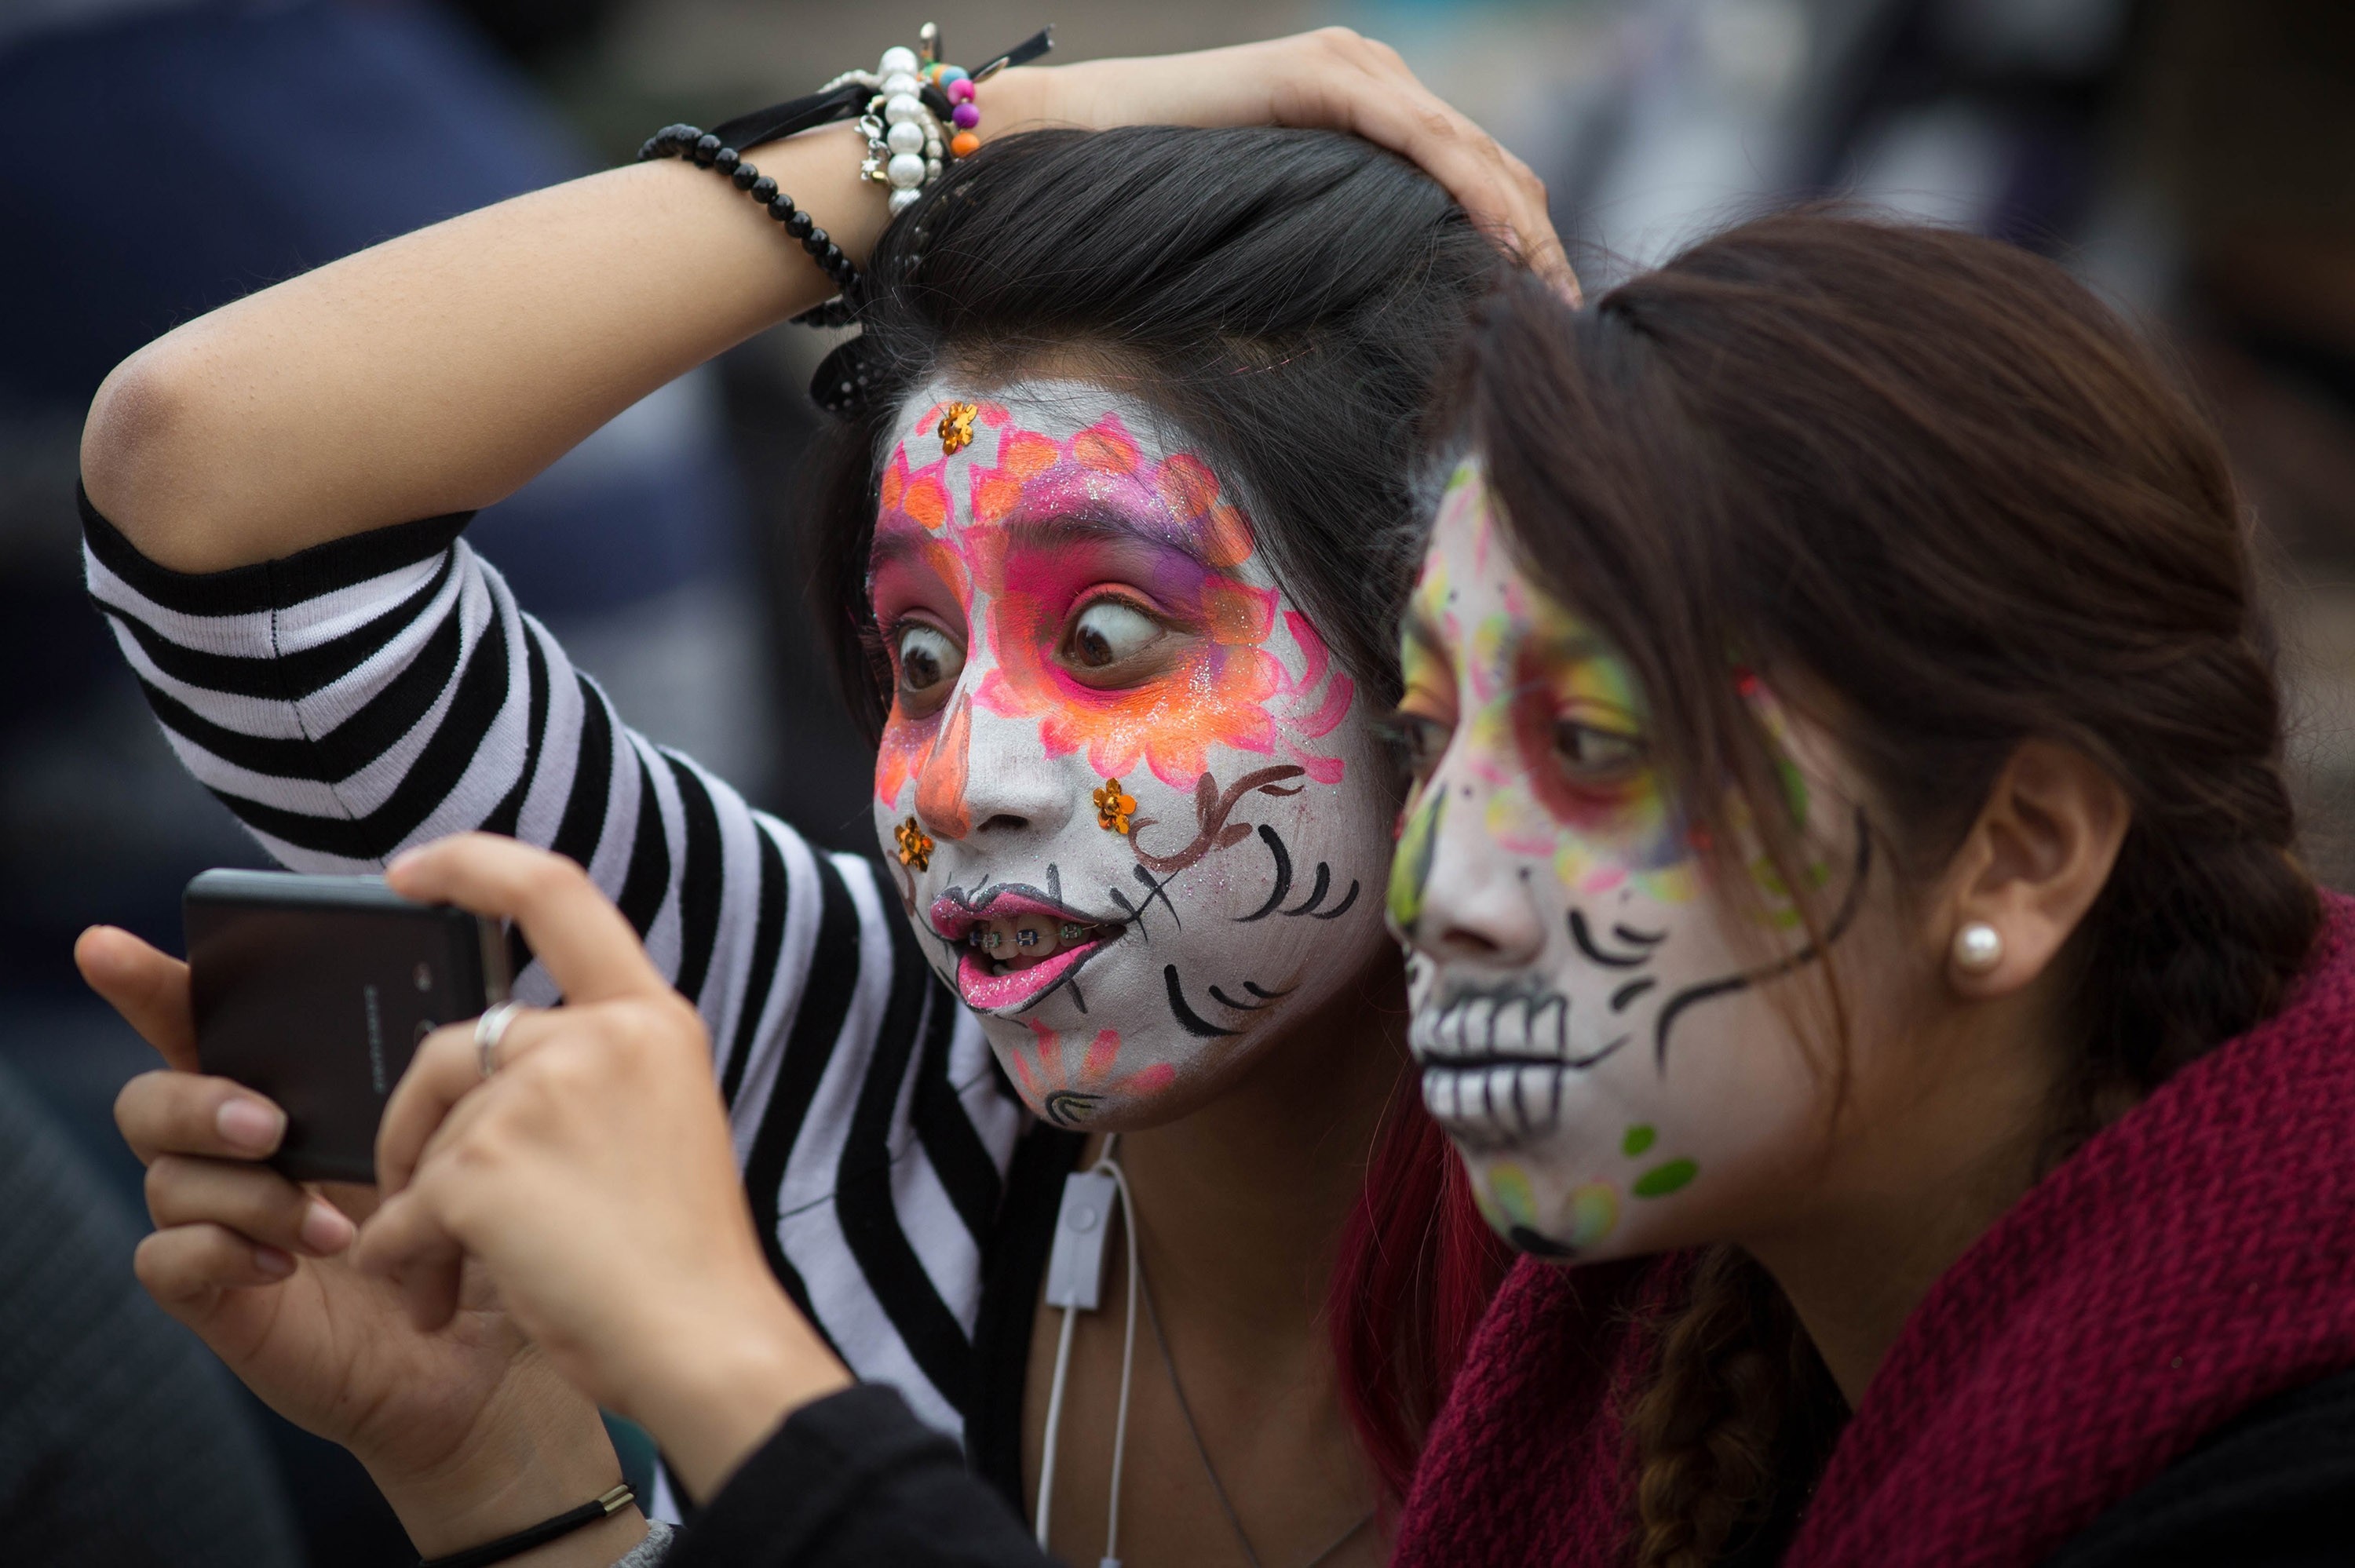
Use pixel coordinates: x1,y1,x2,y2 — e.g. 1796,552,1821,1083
1410,978,1627,1070
1418,1057,1571,1150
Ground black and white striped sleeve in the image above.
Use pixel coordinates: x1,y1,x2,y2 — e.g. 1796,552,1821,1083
82,494,1028,1437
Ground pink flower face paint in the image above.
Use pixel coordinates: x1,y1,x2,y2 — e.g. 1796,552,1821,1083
869,381,1393,1129
1389,461,1871,1260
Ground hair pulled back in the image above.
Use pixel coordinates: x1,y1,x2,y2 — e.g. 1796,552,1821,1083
797,124,1513,1497
1451,212,2321,1567
803,123,1504,730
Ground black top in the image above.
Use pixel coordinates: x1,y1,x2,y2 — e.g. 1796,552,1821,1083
668,1387,1051,1568
668,1364,2355,1568
2042,1364,2355,1567
967,1127,1085,1510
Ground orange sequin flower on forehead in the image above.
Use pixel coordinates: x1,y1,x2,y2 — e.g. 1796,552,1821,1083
937,401,979,455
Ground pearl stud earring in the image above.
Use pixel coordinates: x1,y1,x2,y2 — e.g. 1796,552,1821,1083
1952,921,2003,975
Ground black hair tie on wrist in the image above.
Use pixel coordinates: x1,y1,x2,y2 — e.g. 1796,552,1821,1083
416,1483,636,1568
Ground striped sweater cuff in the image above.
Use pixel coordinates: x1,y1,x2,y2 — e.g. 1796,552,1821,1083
78,480,473,616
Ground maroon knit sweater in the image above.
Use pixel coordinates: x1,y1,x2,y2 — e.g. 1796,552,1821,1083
1393,892,2355,1567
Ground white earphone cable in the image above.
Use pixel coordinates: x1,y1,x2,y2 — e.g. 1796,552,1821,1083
1031,1134,1144,1568
1096,1152,1141,1568
1032,1296,1079,1547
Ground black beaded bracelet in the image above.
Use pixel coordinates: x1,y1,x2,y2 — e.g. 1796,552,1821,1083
639,122,863,315
415,1482,635,1568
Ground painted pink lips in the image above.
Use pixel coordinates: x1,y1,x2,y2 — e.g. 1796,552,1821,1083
929,890,1124,1014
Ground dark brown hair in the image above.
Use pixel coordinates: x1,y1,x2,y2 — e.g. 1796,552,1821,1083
798,125,1514,1496
1451,211,2321,1567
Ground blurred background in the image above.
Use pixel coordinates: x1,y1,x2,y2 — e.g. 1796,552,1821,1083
2,0,2348,1561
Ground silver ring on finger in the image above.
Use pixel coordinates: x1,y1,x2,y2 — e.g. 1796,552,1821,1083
475,1001,525,1079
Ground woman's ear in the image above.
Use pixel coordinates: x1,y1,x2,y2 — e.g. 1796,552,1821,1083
1937,742,2131,997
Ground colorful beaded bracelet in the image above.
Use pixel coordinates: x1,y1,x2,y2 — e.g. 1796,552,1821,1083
635,26,1050,327
842,24,995,213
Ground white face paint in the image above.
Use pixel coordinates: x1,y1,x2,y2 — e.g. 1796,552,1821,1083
869,379,1393,1129
1388,462,1873,1260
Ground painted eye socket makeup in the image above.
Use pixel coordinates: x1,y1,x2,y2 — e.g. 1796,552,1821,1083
1551,717,1645,786
894,621,966,716
1061,596,1169,685
1390,628,1459,789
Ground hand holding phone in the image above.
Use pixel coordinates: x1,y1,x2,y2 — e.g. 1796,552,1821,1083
79,912,633,1557
356,833,851,1503
184,870,510,1183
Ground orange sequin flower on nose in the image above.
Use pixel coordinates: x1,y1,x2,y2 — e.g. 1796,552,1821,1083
893,816,935,870
937,402,979,456
1093,779,1137,835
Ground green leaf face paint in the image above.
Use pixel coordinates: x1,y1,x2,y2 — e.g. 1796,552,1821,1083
1386,786,1445,934
1389,458,1872,1263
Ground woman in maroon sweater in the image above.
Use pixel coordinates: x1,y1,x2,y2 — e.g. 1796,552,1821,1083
1384,213,2354,1566
202,210,2350,1566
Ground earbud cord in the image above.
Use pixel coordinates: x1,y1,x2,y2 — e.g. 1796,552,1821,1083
1031,1133,1143,1568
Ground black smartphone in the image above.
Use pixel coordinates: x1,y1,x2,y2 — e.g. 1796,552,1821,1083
184,869,511,1183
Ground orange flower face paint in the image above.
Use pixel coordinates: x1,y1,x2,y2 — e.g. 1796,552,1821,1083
967,417,1288,789
1392,460,1872,1264
866,381,1393,1129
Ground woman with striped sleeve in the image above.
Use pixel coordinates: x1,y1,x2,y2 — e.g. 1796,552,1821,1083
75,31,1568,1568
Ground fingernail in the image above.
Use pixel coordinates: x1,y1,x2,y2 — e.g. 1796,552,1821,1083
254,1245,295,1278
300,1198,355,1255
217,1098,284,1152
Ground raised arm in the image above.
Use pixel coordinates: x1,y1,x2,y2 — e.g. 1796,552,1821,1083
79,122,877,573
79,30,1565,578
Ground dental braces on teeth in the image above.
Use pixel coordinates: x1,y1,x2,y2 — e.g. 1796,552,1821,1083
967,920,1109,963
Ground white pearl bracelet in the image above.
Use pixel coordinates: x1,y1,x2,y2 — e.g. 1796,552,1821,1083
820,35,951,215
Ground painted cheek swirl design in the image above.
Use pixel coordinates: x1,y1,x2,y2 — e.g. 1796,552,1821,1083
1236,824,1359,922
1116,763,1338,1044
1124,764,1305,875
1645,804,1875,1070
